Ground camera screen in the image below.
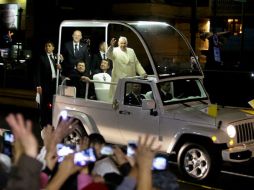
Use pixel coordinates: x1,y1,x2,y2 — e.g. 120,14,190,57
74,148,96,167
56,143,76,162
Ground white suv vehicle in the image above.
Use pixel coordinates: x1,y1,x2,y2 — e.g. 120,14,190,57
53,20,254,181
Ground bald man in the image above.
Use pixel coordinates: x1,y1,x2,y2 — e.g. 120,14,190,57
106,36,147,97
62,30,90,77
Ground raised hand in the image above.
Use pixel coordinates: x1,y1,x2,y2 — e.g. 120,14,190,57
110,38,116,47
6,113,38,158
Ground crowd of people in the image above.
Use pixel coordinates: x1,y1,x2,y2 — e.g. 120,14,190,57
0,113,179,190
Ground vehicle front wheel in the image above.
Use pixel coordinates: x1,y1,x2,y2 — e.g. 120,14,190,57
177,143,219,181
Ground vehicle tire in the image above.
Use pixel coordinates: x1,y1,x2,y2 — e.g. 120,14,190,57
63,121,87,145
177,143,219,181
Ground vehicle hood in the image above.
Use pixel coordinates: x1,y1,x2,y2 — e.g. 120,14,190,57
166,104,254,127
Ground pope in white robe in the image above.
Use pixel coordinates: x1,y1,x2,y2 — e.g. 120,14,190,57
106,36,147,98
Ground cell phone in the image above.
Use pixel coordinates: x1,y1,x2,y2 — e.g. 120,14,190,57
74,147,96,167
60,110,68,120
127,141,137,157
3,131,14,143
152,156,168,171
56,143,76,162
100,145,114,156
2,131,14,157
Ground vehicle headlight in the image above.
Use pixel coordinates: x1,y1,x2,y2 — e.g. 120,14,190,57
226,125,236,138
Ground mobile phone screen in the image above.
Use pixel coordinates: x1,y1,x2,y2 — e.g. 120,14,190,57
56,143,76,162
74,148,96,167
152,156,168,170
127,142,137,157
100,145,113,156
2,131,14,157
3,131,14,143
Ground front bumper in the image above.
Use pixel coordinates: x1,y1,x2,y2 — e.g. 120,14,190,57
222,143,254,162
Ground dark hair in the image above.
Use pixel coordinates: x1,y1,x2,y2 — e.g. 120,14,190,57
45,40,55,47
88,133,105,145
75,60,86,67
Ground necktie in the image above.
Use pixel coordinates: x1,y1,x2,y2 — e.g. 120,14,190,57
102,53,105,59
49,54,55,64
74,44,78,55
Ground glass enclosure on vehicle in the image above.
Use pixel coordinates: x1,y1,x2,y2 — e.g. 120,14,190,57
157,79,208,105
56,21,203,100
130,21,202,79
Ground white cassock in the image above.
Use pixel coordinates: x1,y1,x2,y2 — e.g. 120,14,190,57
93,73,112,102
106,46,146,98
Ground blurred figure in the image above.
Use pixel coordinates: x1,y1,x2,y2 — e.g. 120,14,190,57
88,133,106,159
125,83,145,106
200,31,230,69
106,36,147,97
62,30,90,77
36,41,62,127
159,82,172,102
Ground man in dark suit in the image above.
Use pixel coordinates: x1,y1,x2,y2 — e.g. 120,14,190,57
36,41,62,127
92,41,112,74
159,82,173,102
68,60,96,99
62,30,90,77
125,83,145,106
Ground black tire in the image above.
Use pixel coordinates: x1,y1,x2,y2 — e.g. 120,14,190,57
177,143,220,181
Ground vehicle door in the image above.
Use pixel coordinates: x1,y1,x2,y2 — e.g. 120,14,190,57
117,81,159,143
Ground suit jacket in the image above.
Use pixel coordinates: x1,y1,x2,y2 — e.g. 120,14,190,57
125,92,145,106
68,70,95,99
92,52,112,74
36,53,57,88
62,41,90,77
36,53,60,102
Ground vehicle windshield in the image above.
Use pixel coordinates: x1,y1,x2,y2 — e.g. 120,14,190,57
130,21,203,79
157,79,208,105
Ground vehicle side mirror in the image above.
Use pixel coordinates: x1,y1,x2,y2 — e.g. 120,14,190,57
142,99,155,110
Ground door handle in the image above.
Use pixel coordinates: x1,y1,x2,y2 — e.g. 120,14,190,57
119,110,131,115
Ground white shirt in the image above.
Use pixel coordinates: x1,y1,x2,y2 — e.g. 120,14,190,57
73,42,79,53
48,53,56,79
